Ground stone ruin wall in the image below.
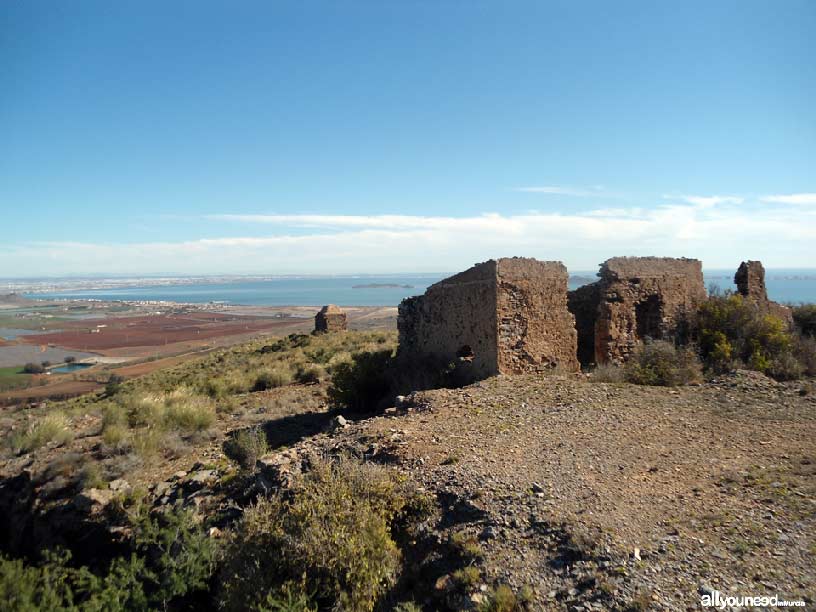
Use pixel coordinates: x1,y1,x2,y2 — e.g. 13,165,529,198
594,257,707,364
398,258,578,378
314,304,347,333
398,261,500,379
495,258,578,373
568,257,707,365
401,255,789,378
734,261,793,325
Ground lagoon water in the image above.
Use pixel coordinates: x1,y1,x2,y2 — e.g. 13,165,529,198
25,270,816,307
51,362,93,374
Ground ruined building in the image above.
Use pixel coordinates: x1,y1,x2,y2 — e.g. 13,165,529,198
734,260,793,325
568,257,707,365
398,255,789,379
314,304,347,333
398,257,579,378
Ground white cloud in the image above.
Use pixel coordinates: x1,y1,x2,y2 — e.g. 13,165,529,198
208,213,526,233
512,185,603,197
760,193,816,206
662,194,744,208
4,203,815,277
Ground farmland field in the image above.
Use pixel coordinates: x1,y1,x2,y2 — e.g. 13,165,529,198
0,345,96,368
17,312,298,352
0,365,32,392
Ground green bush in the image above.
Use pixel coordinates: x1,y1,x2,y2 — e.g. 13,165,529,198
623,340,702,386
697,294,797,377
0,549,147,612
254,584,317,612
328,349,394,412
328,349,466,413
105,374,125,397
793,304,816,338
223,427,269,470
22,362,45,374
129,503,220,607
219,457,432,612
0,503,218,612
793,335,816,376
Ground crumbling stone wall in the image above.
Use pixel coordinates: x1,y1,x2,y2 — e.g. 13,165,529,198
735,261,767,301
496,258,579,373
572,257,707,365
734,261,793,325
314,304,347,333
398,258,578,379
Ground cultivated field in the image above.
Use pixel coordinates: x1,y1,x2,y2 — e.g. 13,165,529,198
18,312,300,352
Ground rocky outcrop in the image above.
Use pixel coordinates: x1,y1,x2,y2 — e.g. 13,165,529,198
398,258,579,379
314,304,347,333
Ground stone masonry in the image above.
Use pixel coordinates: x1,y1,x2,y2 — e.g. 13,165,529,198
569,257,707,365
398,258,579,379
734,261,793,325
314,304,347,333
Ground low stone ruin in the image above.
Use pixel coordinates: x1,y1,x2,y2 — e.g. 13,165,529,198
569,257,707,365
734,261,793,324
314,304,347,333
398,255,792,378
398,257,579,378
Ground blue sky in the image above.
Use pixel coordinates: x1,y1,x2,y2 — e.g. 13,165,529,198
1,0,814,276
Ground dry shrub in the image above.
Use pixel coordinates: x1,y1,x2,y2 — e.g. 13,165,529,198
294,364,325,384
9,412,74,454
624,340,702,386
114,387,215,434
478,584,534,612
253,367,293,391
590,363,626,383
162,388,216,431
223,427,268,470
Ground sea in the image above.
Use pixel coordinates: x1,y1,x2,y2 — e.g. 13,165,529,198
21,269,816,307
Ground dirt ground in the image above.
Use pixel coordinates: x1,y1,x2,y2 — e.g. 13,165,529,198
288,371,816,609
0,380,100,404
1,352,813,609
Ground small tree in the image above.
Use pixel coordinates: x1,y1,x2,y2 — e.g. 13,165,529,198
64,356,76,364
23,362,46,374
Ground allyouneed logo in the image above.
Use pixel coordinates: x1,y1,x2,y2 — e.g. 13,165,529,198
701,590,806,608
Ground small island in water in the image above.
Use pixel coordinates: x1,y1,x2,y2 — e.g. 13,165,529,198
351,283,415,289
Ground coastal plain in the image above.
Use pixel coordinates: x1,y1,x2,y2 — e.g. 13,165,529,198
0,293,396,404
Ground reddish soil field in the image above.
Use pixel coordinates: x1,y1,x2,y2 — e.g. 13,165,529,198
20,313,298,351
0,380,100,405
